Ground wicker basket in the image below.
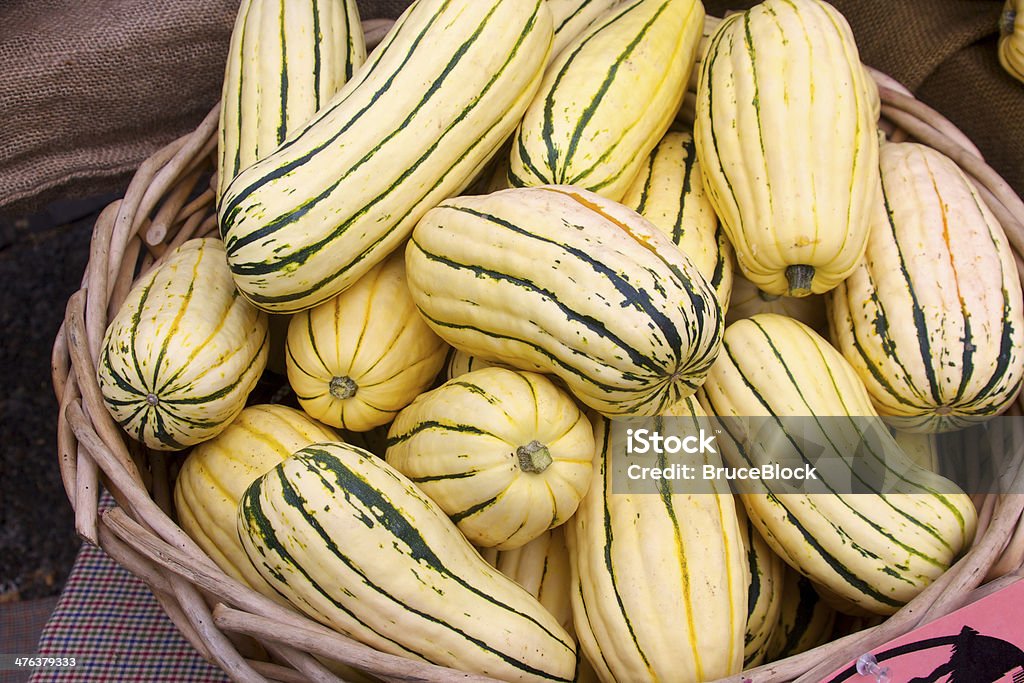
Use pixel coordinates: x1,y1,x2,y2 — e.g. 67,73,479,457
50,19,1024,683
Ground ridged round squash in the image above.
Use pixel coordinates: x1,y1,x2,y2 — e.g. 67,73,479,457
509,0,704,200
216,0,365,202
828,141,1024,433
1000,0,1024,83
386,367,595,549
238,441,578,682
285,251,448,432
405,185,724,417
173,404,338,595
441,348,499,381
699,314,978,615
569,399,747,682
694,0,880,296
97,238,269,450
620,129,733,310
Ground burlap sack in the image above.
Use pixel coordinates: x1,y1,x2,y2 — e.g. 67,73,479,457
1,0,1021,218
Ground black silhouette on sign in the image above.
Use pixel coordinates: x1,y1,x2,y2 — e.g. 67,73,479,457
826,625,1024,682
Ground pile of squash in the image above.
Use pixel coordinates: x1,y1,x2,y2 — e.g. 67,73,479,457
93,0,1023,680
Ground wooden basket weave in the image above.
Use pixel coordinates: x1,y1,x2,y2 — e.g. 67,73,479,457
50,20,1024,683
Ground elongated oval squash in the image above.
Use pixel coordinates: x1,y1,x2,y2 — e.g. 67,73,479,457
764,570,836,662
285,251,447,432
699,314,978,615
509,0,704,200
405,185,724,417
620,129,733,309
828,141,1024,433
386,367,595,549
547,0,627,58
441,348,499,381
219,0,553,313
737,504,784,668
216,0,365,202
694,0,880,296
173,404,338,596
97,238,269,450
487,526,575,635
1000,0,1024,83
568,400,747,682
238,441,577,682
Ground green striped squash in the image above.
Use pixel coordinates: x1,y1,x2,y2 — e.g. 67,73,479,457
485,526,574,635
97,238,269,450
385,367,595,549
216,0,365,202
737,504,784,668
620,129,733,310
568,400,747,682
699,314,978,615
546,0,626,57
694,0,880,297
509,0,704,201
828,141,1024,433
219,0,553,313
405,185,724,418
764,570,837,662
238,441,578,682
441,348,499,381
284,251,447,432
173,404,338,597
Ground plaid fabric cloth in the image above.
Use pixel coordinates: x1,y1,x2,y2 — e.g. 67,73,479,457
29,499,229,682
0,597,59,683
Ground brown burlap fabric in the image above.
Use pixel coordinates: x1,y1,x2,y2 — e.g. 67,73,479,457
1,0,1021,218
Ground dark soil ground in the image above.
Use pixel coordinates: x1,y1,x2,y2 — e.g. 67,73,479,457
0,195,116,601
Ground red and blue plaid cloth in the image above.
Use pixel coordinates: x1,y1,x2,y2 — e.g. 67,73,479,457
28,499,229,682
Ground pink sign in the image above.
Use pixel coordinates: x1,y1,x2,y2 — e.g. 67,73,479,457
823,580,1024,683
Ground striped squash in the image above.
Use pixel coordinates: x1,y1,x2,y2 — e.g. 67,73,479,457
1000,0,1024,83
508,0,704,201
699,314,978,615
726,271,828,336
891,429,940,472
385,367,595,549
620,129,733,309
238,441,578,682
737,504,784,668
173,405,338,597
441,348,499,381
216,0,365,202
694,0,880,297
219,0,553,313
97,238,268,450
568,401,747,682
764,571,837,662
284,251,447,432
828,141,1024,433
405,185,724,418
484,526,574,635
547,0,626,58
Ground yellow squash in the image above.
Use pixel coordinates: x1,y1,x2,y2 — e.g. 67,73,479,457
694,0,880,296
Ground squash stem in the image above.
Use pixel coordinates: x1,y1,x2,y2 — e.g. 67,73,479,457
329,376,358,400
1001,7,1017,37
517,440,553,474
785,265,815,297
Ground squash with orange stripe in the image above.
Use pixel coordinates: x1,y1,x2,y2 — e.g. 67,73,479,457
828,141,1024,433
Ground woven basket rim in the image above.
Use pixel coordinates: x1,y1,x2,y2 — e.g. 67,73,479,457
49,25,1024,683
